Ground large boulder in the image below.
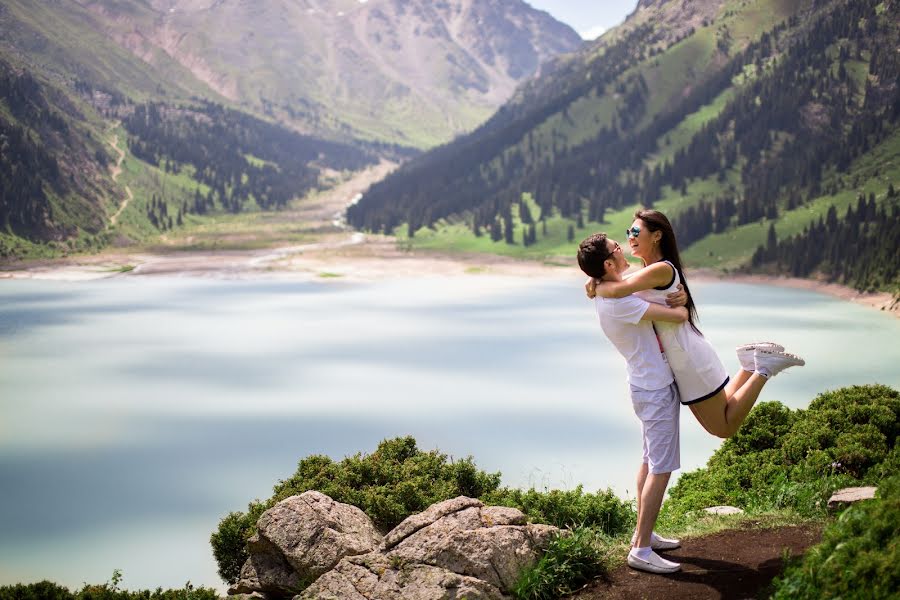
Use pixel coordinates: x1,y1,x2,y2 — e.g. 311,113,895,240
231,491,382,597
299,496,559,600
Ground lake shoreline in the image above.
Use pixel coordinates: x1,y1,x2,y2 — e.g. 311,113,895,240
1,242,896,317
686,268,899,317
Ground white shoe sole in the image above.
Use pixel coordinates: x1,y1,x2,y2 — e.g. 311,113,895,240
627,553,681,574
736,341,784,352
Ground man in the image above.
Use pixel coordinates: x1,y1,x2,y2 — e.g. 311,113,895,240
577,232,686,574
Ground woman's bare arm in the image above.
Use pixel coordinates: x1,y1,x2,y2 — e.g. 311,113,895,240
594,262,675,298
641,304,688,323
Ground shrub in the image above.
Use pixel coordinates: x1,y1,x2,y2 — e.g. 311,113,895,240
771,475,900,599
485,486,634,535
0,573,219,600
665,385,899,520
513,527,609,600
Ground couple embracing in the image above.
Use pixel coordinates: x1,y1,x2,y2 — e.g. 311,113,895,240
577,209,805,574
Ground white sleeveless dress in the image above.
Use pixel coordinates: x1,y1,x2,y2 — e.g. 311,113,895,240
632,262,730,405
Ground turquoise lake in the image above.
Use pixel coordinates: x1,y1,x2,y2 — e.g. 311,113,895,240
1,275,898,591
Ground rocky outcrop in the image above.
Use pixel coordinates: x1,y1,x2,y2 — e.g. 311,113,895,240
229,493,559,600
229,491,382,597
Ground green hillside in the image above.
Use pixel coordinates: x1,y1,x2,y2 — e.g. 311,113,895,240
349,0,900,295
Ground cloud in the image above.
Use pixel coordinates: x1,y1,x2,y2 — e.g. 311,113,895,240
579,24,607,40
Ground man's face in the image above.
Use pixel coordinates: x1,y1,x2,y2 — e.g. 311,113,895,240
605,239,628,275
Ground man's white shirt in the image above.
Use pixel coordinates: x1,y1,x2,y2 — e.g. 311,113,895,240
594,295,675,391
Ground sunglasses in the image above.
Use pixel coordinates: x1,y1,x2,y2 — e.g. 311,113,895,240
603,241,621,262
625,225,641,239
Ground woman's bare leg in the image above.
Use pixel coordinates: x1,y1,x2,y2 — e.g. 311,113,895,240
689,373,768,438
724,368,752,399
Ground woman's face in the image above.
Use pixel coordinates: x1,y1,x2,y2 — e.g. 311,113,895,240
626,218,655,260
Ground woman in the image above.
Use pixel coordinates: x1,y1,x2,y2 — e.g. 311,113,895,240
586,209,805,438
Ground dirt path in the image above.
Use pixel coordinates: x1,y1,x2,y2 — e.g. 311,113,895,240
573,524,822,600
107,132,133,226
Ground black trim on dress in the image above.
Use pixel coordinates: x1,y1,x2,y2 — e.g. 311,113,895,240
681,376,730,405
653,261,676,290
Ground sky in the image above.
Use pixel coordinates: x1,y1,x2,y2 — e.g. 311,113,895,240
526,1,639,40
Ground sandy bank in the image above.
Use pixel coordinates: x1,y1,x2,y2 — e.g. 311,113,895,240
687,268,898,316
1,240,896,318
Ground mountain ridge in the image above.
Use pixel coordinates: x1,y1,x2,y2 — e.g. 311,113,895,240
71,0,582,147
347,0,899,294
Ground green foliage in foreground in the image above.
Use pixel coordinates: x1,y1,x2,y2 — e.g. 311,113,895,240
513,527,610,600
212,384,899,595
0,571,218,600
663,384,899,525
211,436,632,584
771,474,900,600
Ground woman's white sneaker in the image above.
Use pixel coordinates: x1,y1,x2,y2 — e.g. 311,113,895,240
736,342,784,371
754,349,805,378
627,549,681,573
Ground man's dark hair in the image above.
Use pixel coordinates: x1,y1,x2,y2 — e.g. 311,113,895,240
577,233,610,279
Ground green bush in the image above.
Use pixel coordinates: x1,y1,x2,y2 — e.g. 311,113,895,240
484,486,634,535
0,572,219,600
513,527,609,600
772,475,900,599
665,385,899,520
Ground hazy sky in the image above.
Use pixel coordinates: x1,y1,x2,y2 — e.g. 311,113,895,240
527,1,639,39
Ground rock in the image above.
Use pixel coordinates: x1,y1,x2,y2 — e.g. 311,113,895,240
704,505,744,515
297,495,559,599
233,493,557,600
382,496,484,550
296,553,506,600
827,486,877,509
383,497,555,593
229,534,303,597
233,491,382,597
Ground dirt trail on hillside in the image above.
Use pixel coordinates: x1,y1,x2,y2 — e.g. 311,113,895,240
107,133,133,226
573,524,822,600
2,160,571,282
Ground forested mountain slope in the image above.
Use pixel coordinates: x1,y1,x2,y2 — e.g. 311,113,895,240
349,0,899,293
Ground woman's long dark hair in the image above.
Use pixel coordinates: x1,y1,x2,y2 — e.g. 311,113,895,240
635,209,702,333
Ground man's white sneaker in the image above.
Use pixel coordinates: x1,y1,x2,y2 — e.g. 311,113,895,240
754,349,805,378
627,549,681,574
736,342,784,371
649,532,681,550
630,531,681,551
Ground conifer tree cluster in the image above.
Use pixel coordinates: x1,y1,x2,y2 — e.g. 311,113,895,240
752,193,900,294
347,0,899,293
122,102,375,216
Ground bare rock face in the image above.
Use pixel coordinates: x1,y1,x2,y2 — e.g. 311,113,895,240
230,493,557,600
257,491,382,579
229,534,302,597
298,496,558,600
231,491,382,597
297,553,507,600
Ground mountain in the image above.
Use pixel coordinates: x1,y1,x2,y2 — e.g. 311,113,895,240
348,0,900,294
0,0,581,255
21,0,582,148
